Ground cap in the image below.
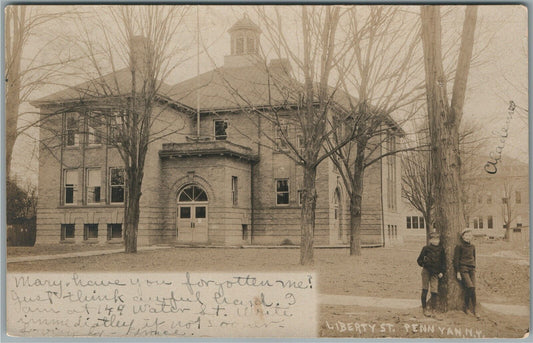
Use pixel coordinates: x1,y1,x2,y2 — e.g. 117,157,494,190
461,228,472,236
429,232,440,239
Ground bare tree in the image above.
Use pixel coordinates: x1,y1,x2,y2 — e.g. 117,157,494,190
226,6,355,265
501,181,519,241
402,147,433,243
5,6,73,178
325,6,425,255
35,6,191,253
402,120,485,244
420,5,478,311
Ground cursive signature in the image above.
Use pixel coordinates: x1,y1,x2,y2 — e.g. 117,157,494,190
484,101,515,174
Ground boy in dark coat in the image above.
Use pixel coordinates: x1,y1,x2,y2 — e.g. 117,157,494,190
454,228,479,318
417,231,445,317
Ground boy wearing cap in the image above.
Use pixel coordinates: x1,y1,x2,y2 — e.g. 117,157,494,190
454,228,479,318
417,231,445,317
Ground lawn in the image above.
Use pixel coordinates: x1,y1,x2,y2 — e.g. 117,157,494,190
6,237,530,338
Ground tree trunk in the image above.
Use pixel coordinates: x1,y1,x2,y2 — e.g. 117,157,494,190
5,7,24,179
504,223,512,241
349,195,362,256
124,169,142,253
421,5,477,312
349,135,366,255
424,213,432,245
300,164,317,265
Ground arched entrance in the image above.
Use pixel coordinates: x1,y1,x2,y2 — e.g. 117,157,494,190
177,185,208,243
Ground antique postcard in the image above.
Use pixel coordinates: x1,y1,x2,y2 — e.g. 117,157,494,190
4,4,529,339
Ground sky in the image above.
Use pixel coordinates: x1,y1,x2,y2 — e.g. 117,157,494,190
7,5,529,187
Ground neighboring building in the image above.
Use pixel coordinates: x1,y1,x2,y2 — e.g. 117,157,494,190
32,15,402,247
402,155,529,240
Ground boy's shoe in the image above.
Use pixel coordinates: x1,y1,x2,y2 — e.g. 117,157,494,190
423,308,431,317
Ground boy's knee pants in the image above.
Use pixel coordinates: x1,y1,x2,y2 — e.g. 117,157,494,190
460,269,476,288
421,268,439,291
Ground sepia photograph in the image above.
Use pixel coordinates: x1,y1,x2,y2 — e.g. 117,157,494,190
4,4,529,339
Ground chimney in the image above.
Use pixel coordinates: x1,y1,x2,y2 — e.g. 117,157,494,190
129,35,153,76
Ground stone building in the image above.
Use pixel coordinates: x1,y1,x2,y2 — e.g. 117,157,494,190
402,155,529,240
32,16,402,247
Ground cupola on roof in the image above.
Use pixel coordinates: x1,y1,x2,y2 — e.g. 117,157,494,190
228,13,261,34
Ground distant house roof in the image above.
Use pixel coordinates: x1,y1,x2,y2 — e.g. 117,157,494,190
31,68,181,108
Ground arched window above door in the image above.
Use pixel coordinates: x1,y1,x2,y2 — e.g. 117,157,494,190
178,185,208,202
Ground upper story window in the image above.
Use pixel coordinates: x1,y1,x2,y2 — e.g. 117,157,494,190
276,179,289,205
86,169,101,204
65,112,80,147
275,121,289,150
247,36,255,54
515,191,521,204
109,111,125,144
486,193,492,204
236,36,244,54
214,120,228,140
87,114,104,145
64,169,78,205
110,168,125,203
232,176,238,206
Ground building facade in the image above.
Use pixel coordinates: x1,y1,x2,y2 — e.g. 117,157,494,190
402,156,529,240
32,16,402,247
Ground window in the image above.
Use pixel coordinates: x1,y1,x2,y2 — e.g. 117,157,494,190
466,216,470,228
247,37,255,54
477,194,483,204
110,168,125,203
275,122,289,150
236,36,244,54
61,224,75,240
502,197,508,204
180,207,191,218
516,191,521,204
297,134,304,156
214,120,228,140
195,206,206,219
231,176,238,206
486,193,492,204
406,217,412,229
412,216,418,229
86,169,101,204
386,135,397,210
64,169,78,205
487,216,493,229
84,224,98,240
107,224,122,240
109,111,124,143
87,114,103,145
65,112,79,146
178,185,208,202
478,217,483,229
276,179,289,205
473,217,479,229
242,224,248,240
298,189,303,207
420,217,425,229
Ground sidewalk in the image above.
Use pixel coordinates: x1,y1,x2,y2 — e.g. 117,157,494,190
319,294,529,317
6,245,171,263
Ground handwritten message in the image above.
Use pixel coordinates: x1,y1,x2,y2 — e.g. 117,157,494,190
7,272,316,338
